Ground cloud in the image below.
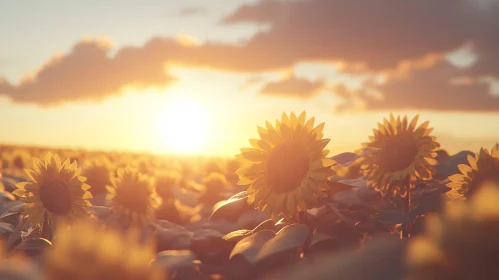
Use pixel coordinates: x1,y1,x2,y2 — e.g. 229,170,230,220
239,76,265,91
259,75,325,98
2,0,499,108
222,0,499,73
0,39,177,105
178,6,208,16
340,61,499,111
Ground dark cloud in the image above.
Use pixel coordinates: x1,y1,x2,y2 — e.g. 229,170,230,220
223,0,499,73
259,75,325,97
340,61,499,111
178,6,208,16
0,40,177,105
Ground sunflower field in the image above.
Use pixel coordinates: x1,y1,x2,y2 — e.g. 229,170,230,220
0,112,498,280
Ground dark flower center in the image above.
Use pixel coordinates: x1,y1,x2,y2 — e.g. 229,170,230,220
39,179,73,215
467,167,499,198
267,141,310,193
116,185,150,214
13,156,25,169
378,135,419,172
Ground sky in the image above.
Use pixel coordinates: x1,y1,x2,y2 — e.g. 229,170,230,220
1,0,499,157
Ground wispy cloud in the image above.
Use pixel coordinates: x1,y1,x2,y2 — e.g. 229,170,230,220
178,6,208,16
259,75,325,98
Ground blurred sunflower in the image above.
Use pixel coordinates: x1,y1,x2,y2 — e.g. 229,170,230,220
360,114,440,197
154,170,181,200
406,181,499,280
9,149,32,170
199,172,230,205
106,167,161,227
236,112,336,220
0,242,41,280
447,143,499,199
82,158,113,197
44,220,163,280
12,153,93,228
203,172,230,191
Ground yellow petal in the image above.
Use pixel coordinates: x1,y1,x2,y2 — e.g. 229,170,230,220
298,111,306,125
408,115,420,131
290,112,298,127
467,154,478,169
239,148,264,162
304,117,315,132
249,138,261,150
457,164,472,175
12,189,26,197
281,112,291,125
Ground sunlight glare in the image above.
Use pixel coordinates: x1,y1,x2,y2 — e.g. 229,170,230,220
157,99,209,154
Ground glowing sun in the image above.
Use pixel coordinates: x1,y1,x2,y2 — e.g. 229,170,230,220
157,99,209,154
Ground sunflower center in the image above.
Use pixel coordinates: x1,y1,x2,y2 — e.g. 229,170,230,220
378,135,419,172
39,178,73,215
267,141,310,193
116,187,150,214
467,168,499,197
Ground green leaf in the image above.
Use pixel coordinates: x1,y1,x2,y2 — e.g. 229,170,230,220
223,229,254,244
0,222,14,235
254,224,311,264
230,229,275,262
209,191,252,222
11,238,52,257
152,250,200,279
306,232,339,256
409,194,443,221
374,210,408,225
253,219,275,233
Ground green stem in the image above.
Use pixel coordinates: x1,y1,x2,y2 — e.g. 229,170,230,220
401,182,411,239
40,213,53,241
298,211,308,225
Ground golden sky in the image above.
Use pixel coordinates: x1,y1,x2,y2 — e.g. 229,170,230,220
1,0,498,156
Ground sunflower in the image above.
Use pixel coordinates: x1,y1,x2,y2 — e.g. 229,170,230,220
360,114,440,197
9,149,32,170
81,157,113,197
106,167,161,227
406,181,499,280
199,172,230,205
447,143,499,199
44,220,163,280
236,112,336,220
12,153,93,228
0,241,41,280
154,170,181,200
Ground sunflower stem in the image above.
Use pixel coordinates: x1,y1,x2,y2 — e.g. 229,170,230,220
40,213,53,241
401,182,411,239
298,211,308,225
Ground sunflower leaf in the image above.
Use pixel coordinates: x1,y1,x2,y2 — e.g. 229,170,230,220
209,191,252,222
326,180,358,197
152,250,198,279
374,210,408,225
254,224,311,264
306,232,339,257
253,219,275,233
223,229,254,244
11,237,52,257
331,148,381,167
408,194,443,222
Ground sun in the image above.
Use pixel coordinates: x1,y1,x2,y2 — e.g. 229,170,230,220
156,99,209,154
